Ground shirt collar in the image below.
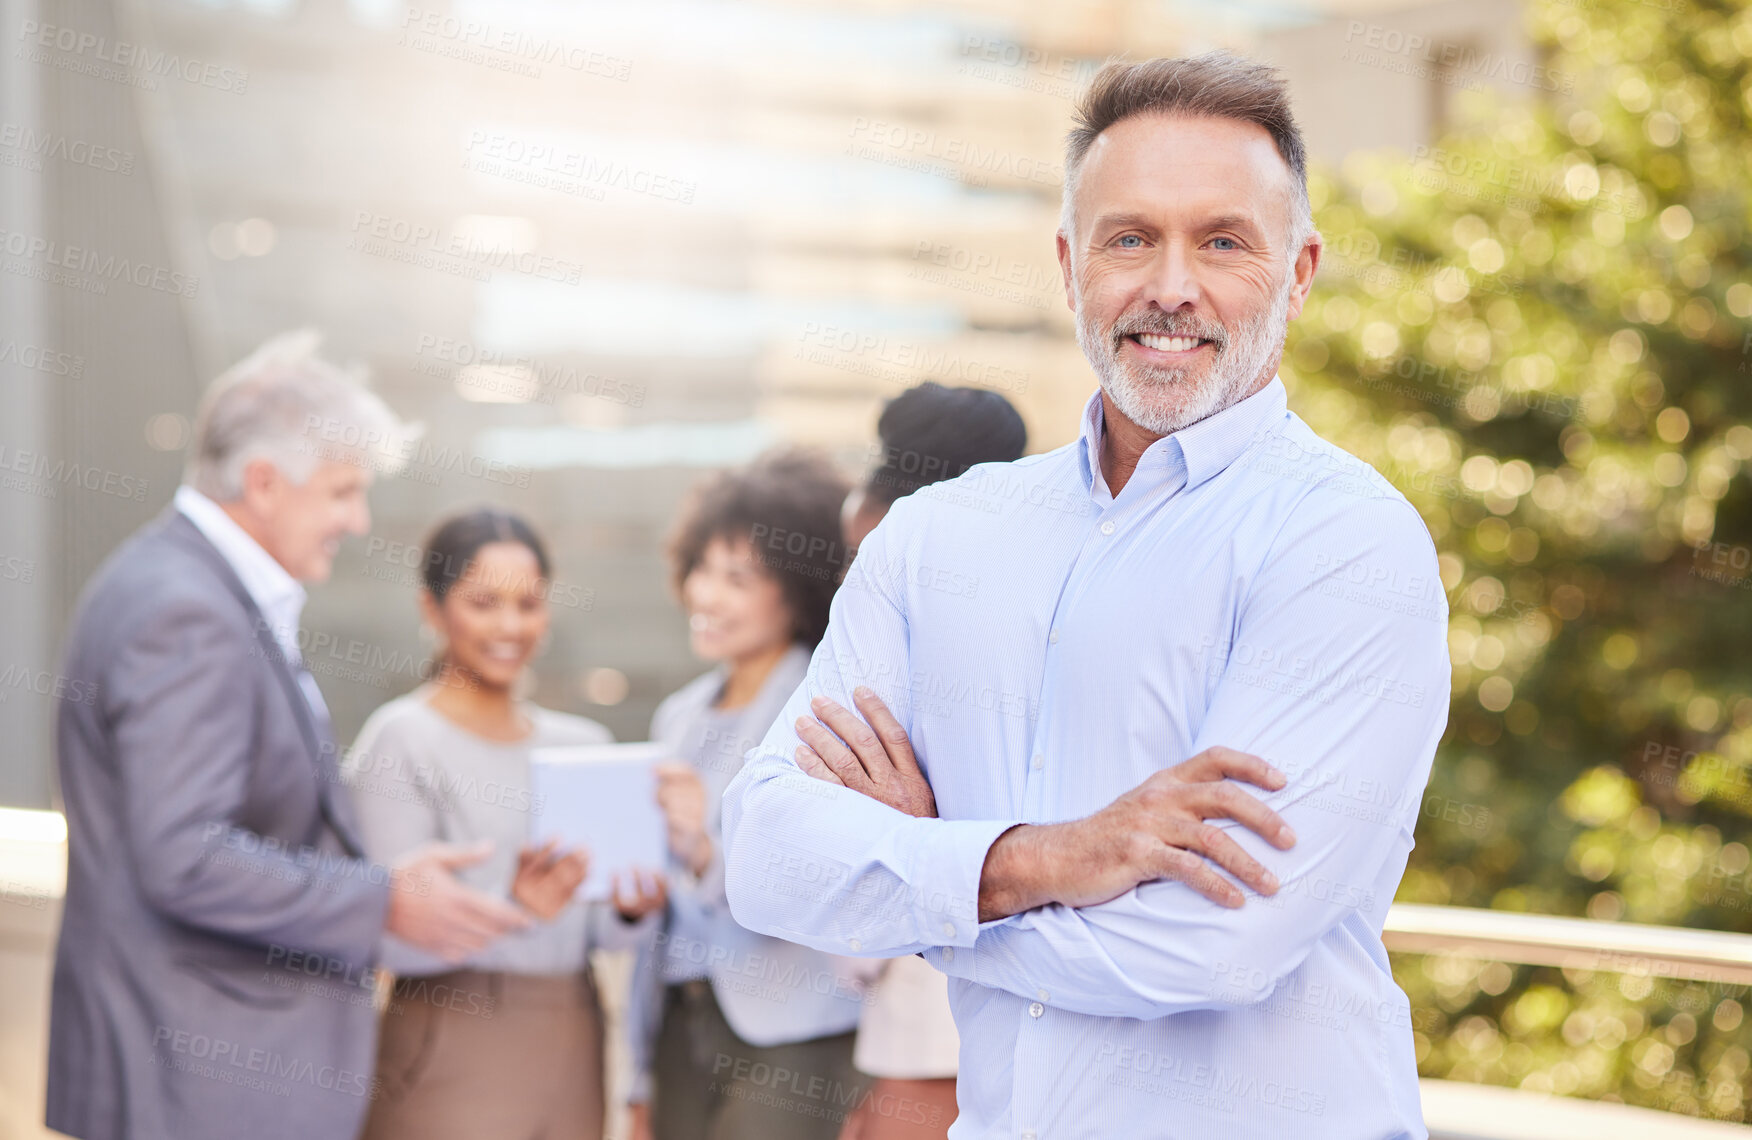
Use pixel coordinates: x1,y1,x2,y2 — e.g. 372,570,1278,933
1078,376,1290,498
174,484,307,641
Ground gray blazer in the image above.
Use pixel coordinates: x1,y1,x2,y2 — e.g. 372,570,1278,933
46,508,390,1140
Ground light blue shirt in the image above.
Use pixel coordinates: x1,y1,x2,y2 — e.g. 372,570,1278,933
722,378,1449,1140
626,646,867,1103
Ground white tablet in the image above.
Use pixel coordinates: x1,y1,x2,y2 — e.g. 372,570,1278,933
529,741,670,900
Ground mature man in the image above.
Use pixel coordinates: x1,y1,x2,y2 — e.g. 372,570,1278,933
47,332,530,1140
722,53,1449,1139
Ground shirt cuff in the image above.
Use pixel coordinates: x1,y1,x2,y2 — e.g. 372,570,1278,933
906,817,1018,949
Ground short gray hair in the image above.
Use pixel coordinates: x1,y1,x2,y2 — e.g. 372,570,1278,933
1060,52,1315,262
185,329,413,501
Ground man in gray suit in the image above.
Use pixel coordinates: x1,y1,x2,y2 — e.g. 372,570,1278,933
46,332,530,1140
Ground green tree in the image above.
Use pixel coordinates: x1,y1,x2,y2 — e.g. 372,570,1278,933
1288,0,1752,1116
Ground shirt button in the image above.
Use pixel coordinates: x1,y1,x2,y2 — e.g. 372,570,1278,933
942,947,955,964
1048,629,1060,644
1028,1001,1044,1018
1031,754,1044,770
1100,520,1116,536
1036,987,1050,1001
1022,1132,1038,1140
849,938,861,951
942,922,955,937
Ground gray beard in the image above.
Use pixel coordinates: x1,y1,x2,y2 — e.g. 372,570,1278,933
1076,274,1293,435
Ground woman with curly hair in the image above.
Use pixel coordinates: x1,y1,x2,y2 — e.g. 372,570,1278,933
626,449,870,1140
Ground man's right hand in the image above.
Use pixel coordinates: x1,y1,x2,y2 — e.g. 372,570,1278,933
385,841,530,962
977,747,1297,922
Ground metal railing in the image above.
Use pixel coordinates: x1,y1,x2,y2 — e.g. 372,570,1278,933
1384,902,1752,1138
4,810,1752,1136
1385,902,1752,987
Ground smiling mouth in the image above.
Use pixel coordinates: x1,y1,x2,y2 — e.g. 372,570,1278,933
1127,333,1213,354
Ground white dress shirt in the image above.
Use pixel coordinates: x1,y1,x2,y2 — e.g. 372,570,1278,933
174,484,328,722
722,378,1450,1139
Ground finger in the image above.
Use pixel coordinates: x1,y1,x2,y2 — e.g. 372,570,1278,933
1150,844,1245,908
557,857,588,892
431,839,494,869
1164,818,1279,895
457,887,532,933
655,763,700,790
810,695,892,781
851,686,921,774
528,840,566,875
795,743,847,786
441,915,500,956
1174,746,1285,792
795,714,874,792
1191,782,1297,849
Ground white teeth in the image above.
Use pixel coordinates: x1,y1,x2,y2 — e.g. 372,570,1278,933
1137,333,1203,352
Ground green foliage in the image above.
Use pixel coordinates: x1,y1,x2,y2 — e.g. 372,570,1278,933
1288,0,1752,1118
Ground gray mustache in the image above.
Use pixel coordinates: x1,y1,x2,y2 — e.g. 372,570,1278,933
1109,314,1229,351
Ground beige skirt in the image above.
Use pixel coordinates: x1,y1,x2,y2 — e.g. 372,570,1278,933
360,968,605,1140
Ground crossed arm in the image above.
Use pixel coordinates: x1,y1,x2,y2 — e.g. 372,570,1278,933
720,493,1449,1019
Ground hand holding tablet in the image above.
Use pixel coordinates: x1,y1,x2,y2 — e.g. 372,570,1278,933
530,741,671,901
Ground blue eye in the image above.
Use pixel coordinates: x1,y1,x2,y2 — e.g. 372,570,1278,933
1116,234,1143,248
1210,237,1238,250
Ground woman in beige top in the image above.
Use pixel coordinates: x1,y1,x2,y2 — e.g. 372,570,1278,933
345,508,666,1140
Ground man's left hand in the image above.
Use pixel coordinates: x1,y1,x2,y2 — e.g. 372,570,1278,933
794,687,937,819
